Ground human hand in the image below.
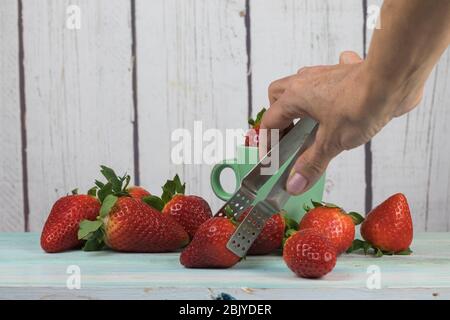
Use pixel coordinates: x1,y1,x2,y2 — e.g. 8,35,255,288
260,51,423,195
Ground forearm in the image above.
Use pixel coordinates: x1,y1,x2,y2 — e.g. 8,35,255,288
366,0,450,101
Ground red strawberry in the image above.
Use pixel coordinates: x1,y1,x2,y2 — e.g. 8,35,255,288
127,186,151,199
238,207,285,255
298,201,363,254
41,193,100,253
103,197,188,252
78,166,189,252
180,217,240,268
283,229,337,278
358,193,413,256
143,175,212,239
244,108,266,147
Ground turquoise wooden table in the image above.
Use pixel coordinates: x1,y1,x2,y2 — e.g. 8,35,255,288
1,233,449,300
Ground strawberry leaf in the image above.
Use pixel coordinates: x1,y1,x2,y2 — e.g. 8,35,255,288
142,195,165,212
82,228,105,251
222,205,239,225
160,174,186,204
283,214,299,232
122,174,131,191
346,239,366,253
254,108,267,125
71,188,78,195
348,211,365,225
375,248,384,257
248,118,255,126
95,180,105,189
311,200,324,208
396,248,413,255
303,203,311,212
87,187,98,197
100,165,122,193
322,202,340,208
99,195,118,218
97,182,113,203
173,174,186,194
363,241,371,255
78,219,103,240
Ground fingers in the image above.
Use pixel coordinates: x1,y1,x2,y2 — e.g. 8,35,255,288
286,130,337,195
339,51,363,64
268,75,295,105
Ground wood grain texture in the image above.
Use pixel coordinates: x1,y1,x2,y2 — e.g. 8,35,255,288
372,52,450,232
2,287,449,300
22,0,135,231
0,232,449,299
368,0,450,231
136,0,248,211
250,0,366,213
0,0,24,231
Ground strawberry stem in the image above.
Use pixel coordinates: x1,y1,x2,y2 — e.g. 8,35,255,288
143,174,186,211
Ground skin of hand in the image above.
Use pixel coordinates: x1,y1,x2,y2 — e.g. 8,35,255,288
260,0,450,195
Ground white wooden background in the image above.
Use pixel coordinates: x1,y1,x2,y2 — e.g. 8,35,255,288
0,0,448,232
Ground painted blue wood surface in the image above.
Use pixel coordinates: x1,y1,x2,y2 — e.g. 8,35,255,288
0,233,449,299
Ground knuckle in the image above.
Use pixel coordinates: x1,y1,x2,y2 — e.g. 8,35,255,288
268,80,279,93
297,66,310,75
304,157,326,176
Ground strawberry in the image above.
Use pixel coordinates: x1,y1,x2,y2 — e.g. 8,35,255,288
41,192,100,253
298,201,364,254
283,229,337,278
143,175,212,239
78,166,189,252
180,217,240,268
244,108,266,147
237,206,285,255
352,193,413,256
127,186,151,199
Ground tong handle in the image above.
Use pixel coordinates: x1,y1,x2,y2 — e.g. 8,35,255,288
263,124,318,211
240,117,318,192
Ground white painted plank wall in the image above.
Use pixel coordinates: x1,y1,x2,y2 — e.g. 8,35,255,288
136,0,248,212
368,0,450,231
0,0,449,231
251,0,367,214
0,0,24,231
22,0,135,231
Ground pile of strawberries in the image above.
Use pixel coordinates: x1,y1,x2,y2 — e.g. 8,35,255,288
283,195,413,278
40,165,413,279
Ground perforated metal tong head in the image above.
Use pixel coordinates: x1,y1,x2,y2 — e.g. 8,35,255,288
214,117,318,257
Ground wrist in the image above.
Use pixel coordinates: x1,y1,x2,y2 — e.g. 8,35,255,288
361,59,424,118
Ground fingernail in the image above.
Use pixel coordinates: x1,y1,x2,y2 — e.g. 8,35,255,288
287,172,308,194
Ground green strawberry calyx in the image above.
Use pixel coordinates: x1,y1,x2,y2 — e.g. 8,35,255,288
303,200,365,226
282,213,299,247
346,239,413,257
78,165,133,251
248,108,266,128
142,174,185,212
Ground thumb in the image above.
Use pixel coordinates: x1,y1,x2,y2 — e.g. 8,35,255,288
339,51,363,65
286,141,333,195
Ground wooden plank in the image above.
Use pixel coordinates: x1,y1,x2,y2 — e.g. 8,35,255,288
369,0,450,231
0,233,449,298
0,0,24,231
22,0,135,231
251,0,366,213
2,287,449,300
136,0,248,211
372,52,450,232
